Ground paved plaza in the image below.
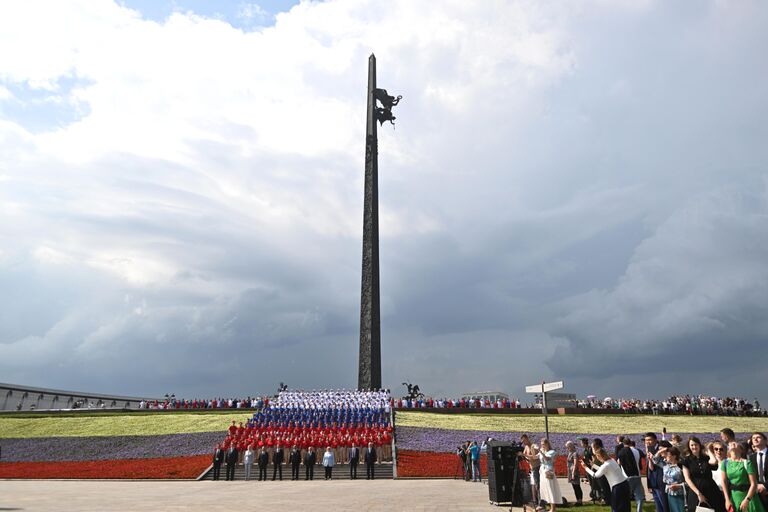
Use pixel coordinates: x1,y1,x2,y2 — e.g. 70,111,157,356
0,478,580,512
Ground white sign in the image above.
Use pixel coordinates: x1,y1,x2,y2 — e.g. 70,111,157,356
525,381,564,393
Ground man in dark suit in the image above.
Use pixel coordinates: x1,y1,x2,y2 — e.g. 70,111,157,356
272,443,284,481
258,447,269,481
289,445,302,480
614,435,625,457
225,444,238,481
212,444,224,481
365,441,378,480
618,438,645,512
349,443,360,480
749,432,768,510
304,446,317,480
644,433,669,512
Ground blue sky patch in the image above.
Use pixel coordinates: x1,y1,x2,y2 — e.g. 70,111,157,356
118,0,301,29
0,76,93,133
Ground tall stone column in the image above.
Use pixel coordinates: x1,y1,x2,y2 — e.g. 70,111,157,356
358,54,381,390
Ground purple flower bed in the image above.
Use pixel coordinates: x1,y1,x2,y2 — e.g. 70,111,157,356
396,426,744,454
0,431,223,462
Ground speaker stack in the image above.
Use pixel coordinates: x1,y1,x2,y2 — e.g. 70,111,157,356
486,441,523,506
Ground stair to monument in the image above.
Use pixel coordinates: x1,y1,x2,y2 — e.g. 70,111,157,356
198,462,394,481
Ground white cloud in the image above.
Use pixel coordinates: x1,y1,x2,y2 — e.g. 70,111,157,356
237,2,269,25
0,0,767,399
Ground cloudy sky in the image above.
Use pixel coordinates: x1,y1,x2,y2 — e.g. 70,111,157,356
1,0,766,402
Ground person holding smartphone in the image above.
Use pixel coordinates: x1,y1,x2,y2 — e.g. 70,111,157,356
582,447,631,512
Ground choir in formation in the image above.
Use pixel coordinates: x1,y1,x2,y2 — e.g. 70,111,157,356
211,389,393,481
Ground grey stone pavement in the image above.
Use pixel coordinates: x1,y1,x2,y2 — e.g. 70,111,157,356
0,478,587,512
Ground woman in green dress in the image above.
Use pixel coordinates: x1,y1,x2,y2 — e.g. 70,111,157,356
721,444,765,512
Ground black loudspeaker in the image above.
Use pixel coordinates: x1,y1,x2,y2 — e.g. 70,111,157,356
486,442,523,505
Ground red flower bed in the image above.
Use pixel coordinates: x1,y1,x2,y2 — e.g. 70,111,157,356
0,455,210,479
397,450,568,478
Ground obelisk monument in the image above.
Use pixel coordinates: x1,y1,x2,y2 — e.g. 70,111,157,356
358,54,400,390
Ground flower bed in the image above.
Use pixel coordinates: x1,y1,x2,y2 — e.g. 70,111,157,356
397,426,618,454
397,450,568,478
396,426,740,455
0,432,222,462
0,455,210,479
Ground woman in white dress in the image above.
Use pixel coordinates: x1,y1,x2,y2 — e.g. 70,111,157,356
539,438,563,511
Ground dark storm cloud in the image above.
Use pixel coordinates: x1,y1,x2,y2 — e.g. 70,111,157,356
1,1,767,402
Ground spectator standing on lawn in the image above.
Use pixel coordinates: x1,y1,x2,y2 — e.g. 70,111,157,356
710,442,728,491
645,433,670,512
682,436,725,512
670,435,685,455
539,438,562,512
721,429,737,448
722,443,765,512
617,437,645,512
652,446,686,512
582,448,631,512
748,432,768,511
566,441,583,505
593,438,614,507
581,438,600,502
615,436,626,457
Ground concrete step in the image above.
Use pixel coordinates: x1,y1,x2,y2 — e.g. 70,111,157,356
199,463,394,481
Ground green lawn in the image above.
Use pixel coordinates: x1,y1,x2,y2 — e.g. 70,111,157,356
396,411,768,433
3,410,766,440
0,411,252,438
567,503,657,512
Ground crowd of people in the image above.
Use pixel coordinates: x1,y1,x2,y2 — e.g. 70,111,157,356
394,395,764,416
397,397,524,409
211,389,393,481
576,396,762,416
138,396,271,410
502,429,767,512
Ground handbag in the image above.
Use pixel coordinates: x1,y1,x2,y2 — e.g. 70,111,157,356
545,470,555,480
695,506,716,512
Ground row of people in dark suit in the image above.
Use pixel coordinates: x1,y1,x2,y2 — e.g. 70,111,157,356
212,442,379,481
